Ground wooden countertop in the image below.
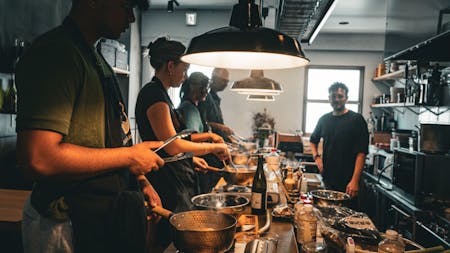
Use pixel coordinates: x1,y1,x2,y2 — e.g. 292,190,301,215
0,189,31,231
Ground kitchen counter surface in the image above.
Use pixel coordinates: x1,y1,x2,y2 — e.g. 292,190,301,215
0,189,31,231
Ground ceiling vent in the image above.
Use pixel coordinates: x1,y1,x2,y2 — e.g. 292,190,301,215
277,0,337,44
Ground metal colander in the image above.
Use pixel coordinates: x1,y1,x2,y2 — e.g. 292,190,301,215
169,210,237,253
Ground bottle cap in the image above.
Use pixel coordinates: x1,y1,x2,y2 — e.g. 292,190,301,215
385,229,398,239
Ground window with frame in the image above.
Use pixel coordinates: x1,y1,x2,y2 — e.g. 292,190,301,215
303,66,364,134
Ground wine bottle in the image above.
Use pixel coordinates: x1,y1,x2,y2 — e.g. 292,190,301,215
251,154,267,215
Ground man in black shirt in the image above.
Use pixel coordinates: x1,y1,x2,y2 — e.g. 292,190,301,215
310,82,369,199
198,68,234,140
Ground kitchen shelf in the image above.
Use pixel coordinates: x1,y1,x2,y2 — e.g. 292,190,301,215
112,67,129,76
372,65,417,82
371,103,450,116
371,103,415,108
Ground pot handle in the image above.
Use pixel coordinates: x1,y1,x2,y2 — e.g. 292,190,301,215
147,204,174,219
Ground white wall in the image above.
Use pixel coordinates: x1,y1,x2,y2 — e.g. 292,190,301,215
140,10,385,138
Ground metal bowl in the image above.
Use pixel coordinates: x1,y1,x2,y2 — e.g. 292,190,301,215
231,152,250,165
310,189,350,207
191,193,249,216
223,167,256,186
169,210,237,253
240,142,257,153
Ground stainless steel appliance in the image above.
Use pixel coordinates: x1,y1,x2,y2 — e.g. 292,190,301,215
373,150,394,181
420,124,450,154
393,148,450,205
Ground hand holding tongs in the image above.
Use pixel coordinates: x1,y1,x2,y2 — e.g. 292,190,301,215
153,129,195,153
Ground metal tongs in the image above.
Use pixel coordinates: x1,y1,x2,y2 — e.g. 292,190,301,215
228,134,247,145
163,152,194,163
153,129,195,153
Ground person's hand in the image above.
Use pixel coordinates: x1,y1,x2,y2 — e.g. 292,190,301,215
192,157,209,173
314,157,323,174
128,141,165,175
212,143,230,161
220,125,234,136
137,175,162,223
346,179,359,198
209,133,224,143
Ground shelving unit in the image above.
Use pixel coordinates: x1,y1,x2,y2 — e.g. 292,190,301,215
371,103,450,116
371,103,415,108
372,65,417,82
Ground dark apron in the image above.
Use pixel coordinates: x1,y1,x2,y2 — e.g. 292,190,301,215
59,18,146,253
147,79,198,248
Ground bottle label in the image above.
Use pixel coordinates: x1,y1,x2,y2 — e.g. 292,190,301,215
251,192,264,209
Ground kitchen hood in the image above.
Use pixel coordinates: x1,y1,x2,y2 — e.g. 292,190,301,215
277,0,337,45
384,30,450,62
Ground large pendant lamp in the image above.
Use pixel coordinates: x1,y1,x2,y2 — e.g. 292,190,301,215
180,0,309,70
231,69,282,95
247,94,275,101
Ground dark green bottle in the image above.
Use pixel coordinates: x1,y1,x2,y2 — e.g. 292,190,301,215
251,154,267,215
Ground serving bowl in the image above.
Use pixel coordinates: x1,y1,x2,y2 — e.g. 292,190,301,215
310,189,350,207
191,193,249,216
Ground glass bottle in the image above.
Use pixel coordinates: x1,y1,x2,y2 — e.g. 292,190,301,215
251,154,267,215
378,230,405,253
296,204,317,245
284,170,296,192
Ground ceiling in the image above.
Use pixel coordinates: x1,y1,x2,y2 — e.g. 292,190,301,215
147,0,387,35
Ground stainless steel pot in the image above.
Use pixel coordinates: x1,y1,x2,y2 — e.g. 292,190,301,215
191,193,249,216
231,152,250,165
223,166,256,186
151,206,236,253
310,189,350,207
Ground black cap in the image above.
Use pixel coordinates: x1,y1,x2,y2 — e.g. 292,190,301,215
132,0,150,10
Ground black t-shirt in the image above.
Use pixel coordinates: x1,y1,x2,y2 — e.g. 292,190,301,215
135,77,184,153
310,110,369,191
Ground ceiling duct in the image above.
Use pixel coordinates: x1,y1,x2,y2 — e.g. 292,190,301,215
277,0,337,44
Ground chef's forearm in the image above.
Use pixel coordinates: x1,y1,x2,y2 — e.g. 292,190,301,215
350,153,365,183
310,142,319,157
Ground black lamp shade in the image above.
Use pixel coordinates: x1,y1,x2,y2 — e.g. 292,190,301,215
181,26,310,69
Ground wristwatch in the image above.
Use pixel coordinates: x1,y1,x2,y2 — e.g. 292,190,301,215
314,154,321,160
